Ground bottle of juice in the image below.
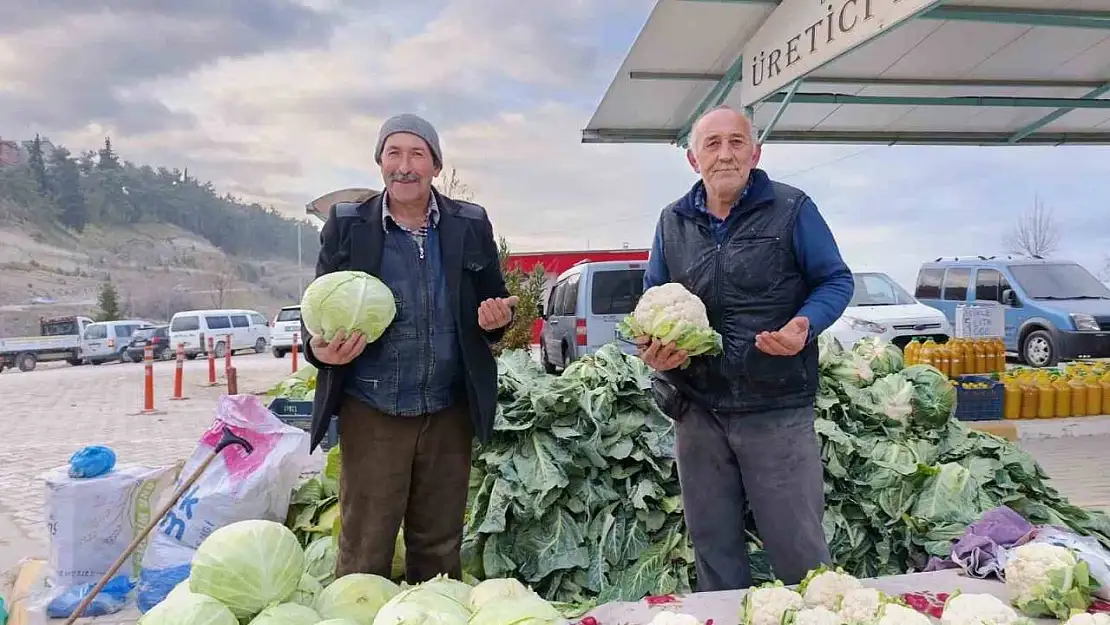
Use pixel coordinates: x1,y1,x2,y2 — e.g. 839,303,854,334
1085,375,1101,415
1069,376,1088,417
904,339,920,367
974,339,989,375
1002,377,1022,420
934,344,950,377
949,341,963,378
1100,372,1110,415
1053,375,1072,418
1036,375,1056,418
1020,379,1039,419
920,338,937,368
993,337,1007,372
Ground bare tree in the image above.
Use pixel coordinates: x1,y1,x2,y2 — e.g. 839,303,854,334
1004,195,1061,258
209,267,236,308
436,166,474,201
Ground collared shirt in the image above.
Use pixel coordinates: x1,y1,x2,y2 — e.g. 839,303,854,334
692,177,753,245
382,191,441,258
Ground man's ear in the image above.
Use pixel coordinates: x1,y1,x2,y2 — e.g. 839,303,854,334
686,149,700,173
750,142,762,168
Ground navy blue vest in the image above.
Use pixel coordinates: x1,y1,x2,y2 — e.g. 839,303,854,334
660,173,818,413
345,224,461,416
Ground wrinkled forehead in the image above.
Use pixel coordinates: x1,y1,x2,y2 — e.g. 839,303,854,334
694,109,754,144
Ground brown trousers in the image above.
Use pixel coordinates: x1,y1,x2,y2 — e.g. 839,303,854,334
335,397,473,583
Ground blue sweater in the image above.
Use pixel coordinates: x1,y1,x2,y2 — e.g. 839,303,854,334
644,176,854,341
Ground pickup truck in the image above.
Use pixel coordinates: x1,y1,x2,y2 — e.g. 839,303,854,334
0,315,94,372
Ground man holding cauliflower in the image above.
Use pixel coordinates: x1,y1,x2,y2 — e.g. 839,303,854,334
636,105,855,591
301,114,517,584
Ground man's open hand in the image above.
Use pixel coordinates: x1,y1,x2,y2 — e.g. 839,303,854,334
478,296,518,331
310,329,367,366
754,316,810,356
636,336,688,371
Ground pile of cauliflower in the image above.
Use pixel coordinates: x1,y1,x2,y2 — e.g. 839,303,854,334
616,283,723,360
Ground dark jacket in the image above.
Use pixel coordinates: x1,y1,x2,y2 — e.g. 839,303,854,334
656,172,819,414
302,189,510,451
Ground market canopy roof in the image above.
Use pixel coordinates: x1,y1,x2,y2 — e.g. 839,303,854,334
305,188,378,220
583,0,1110,146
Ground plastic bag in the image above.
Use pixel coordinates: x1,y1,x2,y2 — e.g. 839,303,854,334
39,463,176,588
68,445,116,478
135,394,311,613
45,574,133,618
1004,526,1110,600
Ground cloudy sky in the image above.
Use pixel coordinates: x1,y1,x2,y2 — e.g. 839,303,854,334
2,0,1108,288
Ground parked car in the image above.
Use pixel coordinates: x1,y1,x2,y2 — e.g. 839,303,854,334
270,305,303,358
0,315,93,372
81,319,148,364
124,325,173,362
826,272,950,350
168,309,271,359
539,260,646,373
915,256,1110,367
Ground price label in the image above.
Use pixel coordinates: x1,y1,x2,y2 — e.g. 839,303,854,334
955,304,1004,338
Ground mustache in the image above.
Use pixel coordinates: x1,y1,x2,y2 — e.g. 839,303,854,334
388,172,421,183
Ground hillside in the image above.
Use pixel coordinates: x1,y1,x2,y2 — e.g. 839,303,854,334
0,136,319,336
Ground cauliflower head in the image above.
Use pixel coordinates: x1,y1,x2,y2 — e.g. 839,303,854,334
837,588,896,624
799,566,864,611
875,604,932,625
1063,613,1110,625
741,582,806,625
649,611,702,625
1004,542,1097,619
617,282,723,358
786,606,846,625
940,593,1029,625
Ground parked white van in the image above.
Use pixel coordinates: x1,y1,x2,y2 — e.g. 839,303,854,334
80,319,148,364
826,272,951,351
270,305,303,358
168,309,271,359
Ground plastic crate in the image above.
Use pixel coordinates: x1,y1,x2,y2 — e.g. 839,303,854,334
267,397,338,450
953,375,1004,422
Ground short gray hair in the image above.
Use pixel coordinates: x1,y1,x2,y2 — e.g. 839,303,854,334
688,105,759,149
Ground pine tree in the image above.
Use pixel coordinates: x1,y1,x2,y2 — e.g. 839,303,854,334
96,280,122,321
47,147,87,231
27,134,48,194
97,137,120,169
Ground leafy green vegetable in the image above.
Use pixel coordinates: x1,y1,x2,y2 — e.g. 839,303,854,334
464,344,690,607
188,520,306,620
852,337,904,376
247,602,320,625
264,364,318,401
616,282,723,357
137,588,238,625
301,270,397,342
900,364,956,430
314,573,401,624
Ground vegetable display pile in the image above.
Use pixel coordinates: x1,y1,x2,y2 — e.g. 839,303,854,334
139,518,566,625
270,334,1110,610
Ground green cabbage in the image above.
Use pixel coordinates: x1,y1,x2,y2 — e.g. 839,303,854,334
469,595,563,625
318,621,362,625
818,332,845,366
314,573,401,624
291,572,323,606
616,283,723,357
189,520,306,620
416,575,472,605
137,589,238,625
856,372,914,424
824,353,875,388
247,603,320,625
374,585,471,625
901,364,956,430
468,578,534,612
851,337,904,376
301,270,397,343
304,536,339,585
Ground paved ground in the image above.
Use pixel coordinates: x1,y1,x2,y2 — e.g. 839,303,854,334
0,352,296,574
1019,434,1110,513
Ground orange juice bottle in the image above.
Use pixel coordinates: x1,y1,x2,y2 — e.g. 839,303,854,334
960,338,975,374
974,339,989,374
934,344,950,377
1002,377,1022,419
904,339,920,366
1100,372,1110,415
1069,376,1088,417
1053,376,1072,418
993,338,1007,372
1085,375,1101,415
920,338,937,368
949,342,963,378
1036,375,1056,418
1020,380,1039,419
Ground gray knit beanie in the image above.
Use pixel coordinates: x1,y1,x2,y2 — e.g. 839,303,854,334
374,113,443,168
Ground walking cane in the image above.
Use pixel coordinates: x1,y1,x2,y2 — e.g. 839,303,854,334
64,427,254,624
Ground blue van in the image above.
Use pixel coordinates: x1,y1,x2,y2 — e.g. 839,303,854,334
914,256,1110,367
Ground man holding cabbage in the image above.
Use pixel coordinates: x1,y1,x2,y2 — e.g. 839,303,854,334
636,106,855,592
300,113,517,584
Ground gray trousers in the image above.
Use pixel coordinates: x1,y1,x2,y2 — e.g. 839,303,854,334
675,403,831,591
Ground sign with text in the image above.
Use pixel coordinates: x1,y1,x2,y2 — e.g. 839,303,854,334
955,304,1005,339
740,0,941,108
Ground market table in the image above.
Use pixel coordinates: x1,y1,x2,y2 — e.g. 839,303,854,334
584,570,1057,625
